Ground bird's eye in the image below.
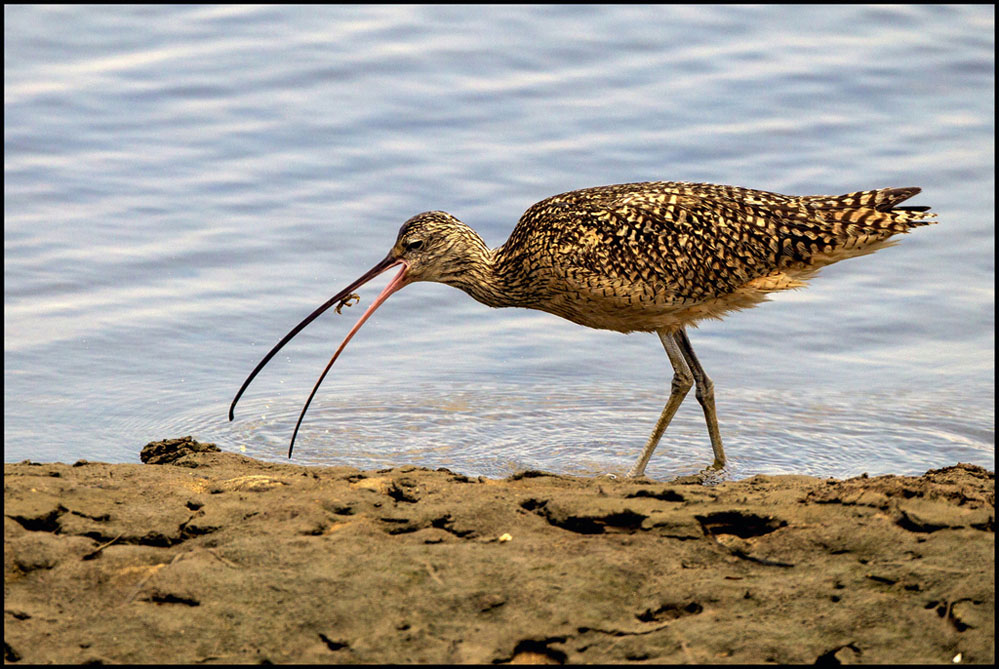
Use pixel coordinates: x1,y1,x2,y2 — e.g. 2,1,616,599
405,239,424,251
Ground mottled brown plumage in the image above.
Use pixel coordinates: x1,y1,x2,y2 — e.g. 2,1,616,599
231,181,937,476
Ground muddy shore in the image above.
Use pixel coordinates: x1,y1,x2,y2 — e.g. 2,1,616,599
4,437,994,664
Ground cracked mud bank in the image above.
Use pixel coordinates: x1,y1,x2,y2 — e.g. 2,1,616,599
4,438,994,664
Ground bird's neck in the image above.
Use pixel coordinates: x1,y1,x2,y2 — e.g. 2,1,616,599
433,225,547,310
439,245,518,309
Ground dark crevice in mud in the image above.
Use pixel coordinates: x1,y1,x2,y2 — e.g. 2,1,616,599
508,470,556,481
519,498,547,512
5,641,21,663
131,532,181,547
895,511,948,533
69,509,111,522
927,599,948,616
625,488,686,502
520,499,647,535
179,517,220,540
7,507,66,533
496,638,567,664
928,598,985,632
323,502,355,516
590,511,647,534
75,527,198,548
898,509,993,534
949,599,986,632
554,516,600,535
431,514,476,538
376,514,477,538
815,642,862,665
572,604,704,640
82,533,125,561
435,468,476,483
578,623,673,638
387,480,420,504
302,523,329,536
636,601,703,623
318,634,349,651
695,511,786,538
10,503,216,549
141,592,200,606
378,516,417,535
554,511,645,535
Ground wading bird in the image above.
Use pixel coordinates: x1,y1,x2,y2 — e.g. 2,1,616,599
229,181,936,477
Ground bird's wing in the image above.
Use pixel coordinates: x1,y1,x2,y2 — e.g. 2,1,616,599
549,185,794,304
511,182,934,308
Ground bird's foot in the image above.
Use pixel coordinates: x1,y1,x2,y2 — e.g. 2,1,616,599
695,463,728,485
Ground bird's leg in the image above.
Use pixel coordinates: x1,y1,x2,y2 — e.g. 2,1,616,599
627,331,693,478
675,328,726,470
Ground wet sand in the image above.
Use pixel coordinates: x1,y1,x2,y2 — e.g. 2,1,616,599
4,437,994,664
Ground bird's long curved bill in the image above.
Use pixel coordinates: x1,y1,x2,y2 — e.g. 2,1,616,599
229,254,409,456
286,259,410,456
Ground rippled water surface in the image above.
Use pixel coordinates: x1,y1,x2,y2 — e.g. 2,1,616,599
5,5,994,479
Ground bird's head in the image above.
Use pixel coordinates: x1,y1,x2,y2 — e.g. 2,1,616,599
389,211,488,285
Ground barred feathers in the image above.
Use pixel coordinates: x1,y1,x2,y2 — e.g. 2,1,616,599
395,182,936,333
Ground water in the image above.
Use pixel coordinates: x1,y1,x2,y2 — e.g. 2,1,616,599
4,5,994,480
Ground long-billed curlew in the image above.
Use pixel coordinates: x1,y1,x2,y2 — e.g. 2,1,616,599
229,181,936,477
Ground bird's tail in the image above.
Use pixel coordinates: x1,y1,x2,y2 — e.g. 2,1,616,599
801,187,937,234
767,187,937,277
